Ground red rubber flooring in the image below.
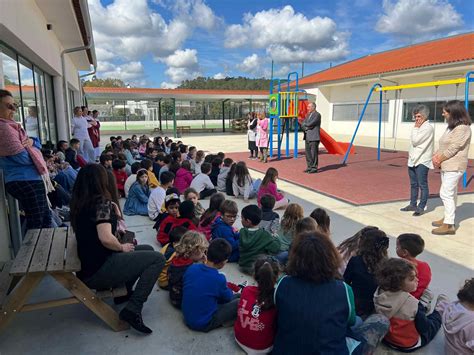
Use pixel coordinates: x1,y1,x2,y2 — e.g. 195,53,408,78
226,146,474,205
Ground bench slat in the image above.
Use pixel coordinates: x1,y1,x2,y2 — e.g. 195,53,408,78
10,229,41,276
28,228,55,273
47,227,68,272
0,261,13,307
64,228,81,272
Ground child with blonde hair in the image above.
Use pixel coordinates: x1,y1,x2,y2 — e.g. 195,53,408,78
276,203,304,252
168,231,208,308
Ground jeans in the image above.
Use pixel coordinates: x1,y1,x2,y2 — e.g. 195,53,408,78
201,295,240,332
351,314,390,355
408,164,429,209
440,171,463,224
305,140,320,170
84,245,165,314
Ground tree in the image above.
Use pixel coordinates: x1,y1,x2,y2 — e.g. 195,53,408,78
83,77,126,87
178,76,270,90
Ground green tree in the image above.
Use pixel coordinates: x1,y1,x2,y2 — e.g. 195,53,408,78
83,77,126,87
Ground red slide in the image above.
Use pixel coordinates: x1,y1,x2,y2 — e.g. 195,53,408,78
298,100,355,156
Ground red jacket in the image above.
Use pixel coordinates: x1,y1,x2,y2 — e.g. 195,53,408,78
234,286,277,351
113,169,128,193
174,168,193,194
157,215,197,245
410,259,431,299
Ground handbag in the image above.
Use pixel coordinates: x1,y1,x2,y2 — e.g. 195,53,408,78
112,202,137,245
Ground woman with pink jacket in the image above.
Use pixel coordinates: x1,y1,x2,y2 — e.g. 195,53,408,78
256,112,269,163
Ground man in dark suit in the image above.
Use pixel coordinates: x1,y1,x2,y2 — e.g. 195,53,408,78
301,102,321,173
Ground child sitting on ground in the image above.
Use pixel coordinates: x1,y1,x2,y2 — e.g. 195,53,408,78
209,157,222,186
225,162,236,196
310,208,331,235
193,150,205,175
123,169,150,216
168,231,208,308
396,233,432,301
217,158,233,192
276,203,304,252
239,205,281,274
234,256,280,353
336,226,380,274
184,187,205,224
158,226,187,290
158,199,197,245
211,200,240,262
124,162,141,197
232,161,261,202
182,239,239,332
148,171,175,222
198,192,225,240
140,159,159,189
257,167,288,210
174,160,193,194
99,153,113,172
374,258,441,352
435,278,474,354
344,229,389,318
258,194,280,235
190,162,217,199
156,194,181,245
112,159,127,197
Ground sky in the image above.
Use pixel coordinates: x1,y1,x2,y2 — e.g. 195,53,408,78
87,0,473,88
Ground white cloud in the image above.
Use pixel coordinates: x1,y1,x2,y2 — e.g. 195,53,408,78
89,0,219,85
376,0,463,36
225,5,350,63
160,49,201,87
236,54,295,78
97,61,147,86
237,54,263,75
213,72,226,79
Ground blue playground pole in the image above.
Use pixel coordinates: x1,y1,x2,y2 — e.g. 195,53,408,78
463,71,474,188
342,83,383,164
277,116,282,160
286,118,290,157
294,117,298,158
377,88,383,161
269,116,274,158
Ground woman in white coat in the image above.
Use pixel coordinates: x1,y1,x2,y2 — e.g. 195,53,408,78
71,106,95,163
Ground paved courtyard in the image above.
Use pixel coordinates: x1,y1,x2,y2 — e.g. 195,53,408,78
0,133,472,354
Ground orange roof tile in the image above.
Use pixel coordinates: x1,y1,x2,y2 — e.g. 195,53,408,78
298,33,474,87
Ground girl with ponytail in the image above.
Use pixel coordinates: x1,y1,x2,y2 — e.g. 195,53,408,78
234,256,280,354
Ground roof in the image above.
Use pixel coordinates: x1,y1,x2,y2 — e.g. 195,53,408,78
298,32,474,87
84,87,269,101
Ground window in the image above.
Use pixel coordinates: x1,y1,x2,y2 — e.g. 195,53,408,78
403,100,474,123
44,74,57,143
0,45,21,123
18,57,38,139
332,102,389,122
34,68,50,143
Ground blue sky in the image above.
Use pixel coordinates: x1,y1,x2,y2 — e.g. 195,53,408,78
88,0,473,88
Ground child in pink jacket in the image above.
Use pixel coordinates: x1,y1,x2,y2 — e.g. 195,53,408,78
174,160,193,194
257,167,288,210
256,112,269,163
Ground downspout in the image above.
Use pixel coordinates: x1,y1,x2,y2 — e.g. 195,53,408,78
61,41,91,138
79,65,96,106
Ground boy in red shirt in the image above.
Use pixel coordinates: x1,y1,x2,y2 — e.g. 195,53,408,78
396,233,432,306
112,159,128,197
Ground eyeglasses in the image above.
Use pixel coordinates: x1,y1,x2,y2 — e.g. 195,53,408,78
5,103,18,111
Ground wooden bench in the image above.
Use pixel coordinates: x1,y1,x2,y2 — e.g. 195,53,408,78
0,227,129,332
176,125,191,135
151,127,163,136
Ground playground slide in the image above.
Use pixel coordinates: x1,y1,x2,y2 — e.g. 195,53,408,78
320,128,355,155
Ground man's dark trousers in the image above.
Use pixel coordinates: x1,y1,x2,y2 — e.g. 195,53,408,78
305,140,320,171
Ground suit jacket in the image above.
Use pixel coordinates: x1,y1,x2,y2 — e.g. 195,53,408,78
302,110,321,141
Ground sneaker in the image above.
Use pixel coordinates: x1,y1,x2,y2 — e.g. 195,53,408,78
432,224,456,235
119,308,152,334
400,205,417,212
413,208,425,216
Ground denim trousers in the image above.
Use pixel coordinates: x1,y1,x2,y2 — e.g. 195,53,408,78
84,245,165,314
408,164,429,209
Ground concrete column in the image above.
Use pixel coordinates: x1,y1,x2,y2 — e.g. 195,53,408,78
53,75,69,140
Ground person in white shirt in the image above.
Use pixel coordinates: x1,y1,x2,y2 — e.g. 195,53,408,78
400,105,434,216
71,106,95,163
190,162,217,199
25,106,39,139
147,171,175,220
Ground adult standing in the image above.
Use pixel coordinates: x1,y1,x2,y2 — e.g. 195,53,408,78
432,100,472,235
71,106,95,163
89,109,101,160
301,102,321,173
247,112,258,159
25,106,39,139
0,89,53,229
70,164,165,333
400,105,434,216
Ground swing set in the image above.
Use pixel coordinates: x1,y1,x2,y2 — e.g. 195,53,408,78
342,71,474,188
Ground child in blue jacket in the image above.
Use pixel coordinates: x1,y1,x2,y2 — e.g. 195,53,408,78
211,200,240,262
123,170,150,216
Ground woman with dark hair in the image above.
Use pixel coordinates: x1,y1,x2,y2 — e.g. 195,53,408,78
70,164,165,334
273,232,389,354
0,89,53,229
431,100,472,235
